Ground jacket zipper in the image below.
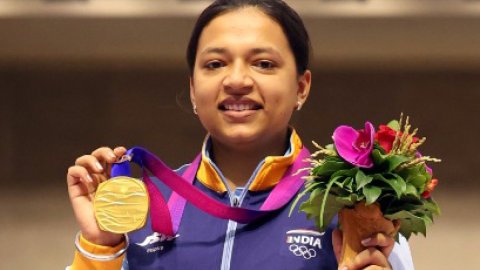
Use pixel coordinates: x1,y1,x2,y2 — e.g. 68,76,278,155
220,191,240,270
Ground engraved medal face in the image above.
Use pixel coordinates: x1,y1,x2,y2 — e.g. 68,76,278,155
94,176,149,234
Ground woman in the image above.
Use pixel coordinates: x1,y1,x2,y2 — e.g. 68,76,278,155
67,1,414,269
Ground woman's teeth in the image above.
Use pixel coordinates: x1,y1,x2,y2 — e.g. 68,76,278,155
224,104,256,111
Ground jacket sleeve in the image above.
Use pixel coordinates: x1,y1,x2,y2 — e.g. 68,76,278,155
68,234,126,270
388,234,415,270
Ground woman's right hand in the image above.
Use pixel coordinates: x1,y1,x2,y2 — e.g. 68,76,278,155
67,146,127,246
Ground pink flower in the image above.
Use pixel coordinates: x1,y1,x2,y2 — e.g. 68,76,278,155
333,122,375,168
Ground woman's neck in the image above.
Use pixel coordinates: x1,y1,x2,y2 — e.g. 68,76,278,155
210,131,289,190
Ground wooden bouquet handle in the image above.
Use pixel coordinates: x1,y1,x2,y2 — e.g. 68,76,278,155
338,202,399,266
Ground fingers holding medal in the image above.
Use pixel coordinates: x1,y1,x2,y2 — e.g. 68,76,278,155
66,146,129,246
90,146,128,180
68,146,149,234
68,146,126,191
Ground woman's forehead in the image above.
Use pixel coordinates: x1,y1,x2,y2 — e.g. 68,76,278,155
197,7,291,54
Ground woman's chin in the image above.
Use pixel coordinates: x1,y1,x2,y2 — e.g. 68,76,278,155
213,129,263,147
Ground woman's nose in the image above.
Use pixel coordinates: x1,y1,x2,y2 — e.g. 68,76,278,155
222,62,253,92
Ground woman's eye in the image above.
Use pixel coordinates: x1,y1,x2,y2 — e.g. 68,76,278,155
205,60,225,70
254,60,276,70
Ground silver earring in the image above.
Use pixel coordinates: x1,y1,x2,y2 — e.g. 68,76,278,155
296,101,302,111
193,104,198,115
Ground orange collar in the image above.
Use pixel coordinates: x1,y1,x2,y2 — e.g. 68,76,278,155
196,130,303,193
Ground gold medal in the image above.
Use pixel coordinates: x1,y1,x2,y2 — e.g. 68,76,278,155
94,176,149,234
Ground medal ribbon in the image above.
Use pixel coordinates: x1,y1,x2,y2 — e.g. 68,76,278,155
111,147,310,237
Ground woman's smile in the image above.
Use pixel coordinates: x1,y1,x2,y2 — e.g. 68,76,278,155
218,98,263,121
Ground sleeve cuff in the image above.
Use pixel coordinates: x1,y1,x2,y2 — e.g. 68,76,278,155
69,234,126,270
79,234,126,255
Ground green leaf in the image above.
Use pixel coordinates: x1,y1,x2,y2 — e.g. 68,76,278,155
355,169,373,191
336,193,363,206
407,174,427,190
333,175,351,189
335,195,354,206
312,160,351,177
385,155,410,172
405,183,418,197
298,187,346,232
343,177,354,192
320,194,345,231
372,149,386,165
298,188,322,219
398,164,426,182
373,173,406,199
325,155,344,162
318,177,340,229
332,167,358,178
385,210,429,240
350,193,365,204
330,168,358,191
384,201,422,216
363,185,382,204
288,181,320,217
424,198,441,216
387,120,400,131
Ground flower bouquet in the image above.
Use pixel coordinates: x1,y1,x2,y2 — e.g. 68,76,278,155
292,114,440,265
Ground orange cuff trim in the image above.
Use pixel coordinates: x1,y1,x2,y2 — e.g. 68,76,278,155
69,235,125,270
79,234,126,255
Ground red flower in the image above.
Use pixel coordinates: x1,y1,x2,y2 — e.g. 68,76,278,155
421,179,439,199
375,125,418,153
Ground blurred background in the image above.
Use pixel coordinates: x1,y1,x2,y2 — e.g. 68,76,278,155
1,0,479,269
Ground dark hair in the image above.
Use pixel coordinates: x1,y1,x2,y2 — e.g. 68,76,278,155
186,0,311,76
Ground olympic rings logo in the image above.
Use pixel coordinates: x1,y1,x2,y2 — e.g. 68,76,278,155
288,244,317,259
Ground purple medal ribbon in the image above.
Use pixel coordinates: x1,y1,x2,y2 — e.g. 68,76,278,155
111,147,310,237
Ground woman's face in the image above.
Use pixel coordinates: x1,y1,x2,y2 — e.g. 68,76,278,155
190,7,311,149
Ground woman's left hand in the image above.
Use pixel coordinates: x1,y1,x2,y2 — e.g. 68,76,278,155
332,229,396,270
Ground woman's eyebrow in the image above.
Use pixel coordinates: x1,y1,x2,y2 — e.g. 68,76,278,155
251,47,279,55
199,47,227,56
200,47,281,57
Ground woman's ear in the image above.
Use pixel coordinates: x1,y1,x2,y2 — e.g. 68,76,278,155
296,70,311,108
